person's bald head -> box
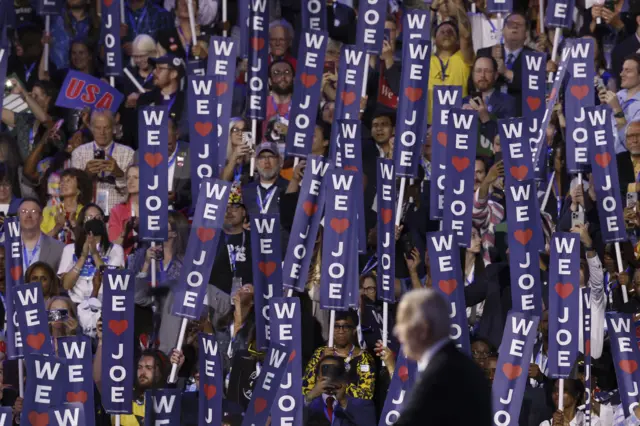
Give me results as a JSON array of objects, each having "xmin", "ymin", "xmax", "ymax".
[
  {"xmin": 626, "ymin": 121, "xmax": 640, "ymax": 155},
  {"xmin": 394, "ymin": 289, "xmax": 451, "ymax": 361}
]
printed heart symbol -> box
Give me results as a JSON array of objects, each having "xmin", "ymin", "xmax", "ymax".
[
  {"xmin": 300, "ymin": 72, "xmax": 318, "ymax": 89},
  {"xmin": 196, "ymin": 227, "xmax": 216, "ymax": 242},
  {"xmin": 404, "ymin": 87, "xmax": 423, "ymax": 102},
  {"xmin": 510, "ymin": 165, "xmax": 528, "ymax": 180},
  {"xmin": 436, "ymin": 132, "xmax": 447, "ymax": 147},
  {"xmin": 330, "ymin": 218, "xmax": 350, "ymax": 234},
  {"xmin": 595, "ymin": 152, "xmax": 611, "ymax": 168},
  {"xmin": 619, "ymin": 359, "xmax": 638, "ymax": 374},
  {"xmin": 203, "ymin": 384, "xmax": 217, "ymax": 400},
  {"xmin": 144, "ymin": 152, "xmax": 163, "ymax": 168},
  {"xmin": 26, "ymin": 333, "xmax": 45, "ymax": 350},
  {"xmin": 341, "ymin": 91, "xmax": 357, "ymax": 106},
  {"xmin": 554, "ymin": 282, "xmax": 574, "ymax": 299},
  {"xmin": 570, "ymin": 85, "xmax": 589, "ymax": 101},
  {"xmin": 103, "ymin": 0, "xmax": 113, "ymax": 6},
  {"xmin": 451, "ymin": 156, "xmax": 470, "ymax": 173},
  {"xmin": 381, "ymin": 208, "xmax": 393, "ymax": 225},
  {"xmin": 67, "ymin": 391, "xmax": 88, "ymax": 404},
  {"xmin": 585, "ymin": 339, "xmax": 591, "ymax": 356},
  {"xmin": 194, "ymin": 121, "xmax": 213, "ymax": 137},
  {"xmin": 514, "ymin": 229, "xmax": 533, "ymax": 245},
  {"xmin": 10, "ymin": 266, "xmax": 22, "ymax": 281},
  {"xmin": 526, "ymin": 96, "xmax": 541, "ymax": 111},
  {"xmin": 254, "ymin": 396, "xmax": 268, "ymax": 414},
  {"xmin": 289, "ymin": 350, "xmax": 296, "ymax": 362},
  {"xmin": 258, "ymin": 261, "xmax": 277, "ymax": 277},
  {"xmin": 251, "ymin": 37, "xmax": 265, "ymax": 51},
  {"xmin": 216, "ymin": 82, "xmax": 228, "ymax": 96},
  {"xmin": 303, "ymin": 201, "xmax": 318, "ymax": 217},
  {"xmin": 28, "ymin": 412, "xmax": 49, "ymax": 426},
  {"xmin": 398, "ymin": 365, "xmax": 409, "ymax": 383},
  {"xmin": 344, "ymin": 165, "xmax": 358, "ymax": 172},
  {"xmin": 502, "ymin": 363, "xmax": 523, "ymax": 380},
  {"xmin": 438, "ymin": 279, "xmax": 457, "ymax": 295},
  {"xmin": 108, "ymin": 319, "xmax": 129, "ymax": 336}
]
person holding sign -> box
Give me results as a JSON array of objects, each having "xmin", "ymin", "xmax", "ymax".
[
  {"xmin": 156, "ymin": 0, "xmax": 211, "ymax": 60},
  {"xmin": 539, "ymin": 379, "xmax": 600, "ymax": 425}
]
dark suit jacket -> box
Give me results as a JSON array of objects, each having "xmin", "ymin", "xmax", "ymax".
[
  {"xmin": 612, "ymin": 34, "xmax": 640, "ymax": 90},
  {"xmin": 463, "ymin": 90, "xmax": 517, "ymax": 143},
  {"xmin": 305, "ymin": 396, "xmax": 376, "ymax": 426},
  {"xmin": 477, "ymin": 45, "xmax": 533, "ymax": 116},
  {"xmin": 395, "ymin": 342, "xmax": 492, "ymax": 426},
  {"xmin": 39, "ymin": 234, "xmax": 64, "ymax": 272}
]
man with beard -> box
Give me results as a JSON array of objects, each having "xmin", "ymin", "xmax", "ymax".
[
  {"xmin": 241, "ymin": 142, "xmax": 290, "ymax": 218},
  {"xmin": 262, "ymin": 60, "xmax": 294, "ymax": 146},
  {"xmin": 463, "ymin": 56, "xmax": 516, "ymax": 144}
]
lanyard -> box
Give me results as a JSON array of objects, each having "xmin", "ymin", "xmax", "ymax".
[
  {"xmin": 334, "ymin": 345, "xmax": 355, "ymax": 368},
  {"xmin": 24, "ymin": 62, "xmax": 36, "ymax": 81},
  {"xmin": 127, "ymin": 6, "xmax": 148, "ymax": 36},
  {"xmin": 552, "ymin": 176, "xmax": 562, "ymax": 218},
  {"xmin": 225, "ymin": 232, "xmax": 245, "ymax": 274},
  {"xmin": 437, "ymin": 56, "xmax": 449, "ymax": 82},
  {"xmin": 227, "ymin": 322, "xmax": 245, "ymax": 359},
  {"xmin": 142, "ymin": 71, "xmax": 153, "ymax": 86},
  {"xmin": 163, "ymin": 93, "xmax": 177, "ymax": 112},
  {"xmin": 257, "ymin": 185, "xmax": 277, "ymax": 214},
  {"xmin": 270, "ymin": 97, "xmax": 290, "ymax": 121},
  {"xmin": 158, "ymin": 258, "xmax": 173, "ymax": 283},
  {"xmin": 485, "ymin": 15, "xmax": 497, "ymax": 33},
  {"xmin": 177, "ymin": 26, "xmax": 191, "ymax": 59},
  {"xmin": 622, "ymin": 97, "xmax": 637, "ymax": 113},
  {"xmin": 361, "ymin": 255, "xmax": 377, "ymax": 275},
  {"xmin": 168, "ymin": 149, "xmax": 177, "ymax": 169},
  {"xmin": 23, "ymin": 236, "xmax": 41, "ymax": 267}
]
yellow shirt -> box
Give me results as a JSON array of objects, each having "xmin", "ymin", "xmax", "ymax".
[
  {"xmin": 112, "ymin": 399, "xmax": 145, "ymax": 426},
  {"xmin": 40, "ymin": 204, "xmax": 83, "ymax": 234},
  {"xmin": 428, "ymin": 50, "xmax": 471, "ymax": 124}
]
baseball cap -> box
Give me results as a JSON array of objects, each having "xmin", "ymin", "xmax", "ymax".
[
  {"xmin": 255, "ymin": 142, "xmax": 279, "ymax": 157},
  {"xmin": 149, "ymin": 55, "xmax": 186, "ymax": 77}
]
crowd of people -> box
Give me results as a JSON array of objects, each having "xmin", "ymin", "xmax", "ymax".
[{"xmin": 2, "ymin": 0, "xmax": 640, "ymax": 424}]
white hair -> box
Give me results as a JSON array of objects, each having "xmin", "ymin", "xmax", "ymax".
[
  {"xmin": 400, "ymin": 289, "xmax": 451, "ymax": 343},
  {"xmin": 90, "ymin": 109, "xmax": 115, "ymax": 127},
  {"xmin": 269, "ymin": 18, "xmax": 294, "ymax": 41},
  {"xmin": 130, "ymin": 34, "xmax": 158, "ymax": 67}
]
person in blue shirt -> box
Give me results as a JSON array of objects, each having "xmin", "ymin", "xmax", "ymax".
[
  {"xmin": 48, "ymin": 0, "xmax": 100, "ymax": 70},
  {"xmin": 123, "ymin": 0, "xmax": 173, "ymax": 57}
]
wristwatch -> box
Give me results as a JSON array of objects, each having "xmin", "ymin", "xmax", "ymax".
[{"xmin": 614, "ymin": 110, "xmax": 625, "ymax": 118}]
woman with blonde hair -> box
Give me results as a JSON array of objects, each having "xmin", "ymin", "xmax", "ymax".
[
  {"xmin": 220, "ymin": 117, "xmax": 251, "ymax": 185},
  {"xmin": 108, "ymin": 164, "xmax": 140, "ymax": 255},
  {"xmin": 46, "ymin": 296, "xmax": 79, "ymax": 338}
]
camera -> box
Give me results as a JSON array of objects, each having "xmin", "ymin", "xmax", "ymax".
[{"xmin": 48, "ymin": 309, "xmax": 69, "ymax": 322}]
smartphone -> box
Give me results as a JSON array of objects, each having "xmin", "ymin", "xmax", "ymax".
[
  {"xmin": 94, "ymin": 149, "xmax": 106, "ymax": 160},
  {"xmin": 53, "ymin": 119, "xmax": 64, "ymax": 132},
  {"xmin": 627, "ymin": 192, "xmax": 638, "ymax": 209},
  {"xmin": 324, "ymin": 61, "xmax": 337, "ymax": 74},
  {"xmin": 494, "ymin": 152, "xmax": 503, "ymax": 163},
  {"xmin": 242, "ymin": 131, "xmax": 252, "ymax": 145},
  {"xmin": 155, "ymin": 242, "xmax": 164, "ymax": 261},
  {"xmin": 230, "ymin": 277, "xmax": 243, "ymax": 305},
  {"xmin": 605, "ymin": 0, "xmax": 615, "ymax": 11},
  {"xmin": 321, "ymin": 363, "xmax": 344, "ymax": 384},
  {"xmin": 48, "ymin": 309, "xmax": 69, "ymax": 322},
  {"xmin": 571, "ymin": 211, "xmax": 585, "ymax": 228}
]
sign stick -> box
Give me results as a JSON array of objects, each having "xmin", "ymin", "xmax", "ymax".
[
  {"xmin": 615, "ymin": 242, "xmax": 629, "ymax": 303},
  {"xmin": 44, "ymin": 16, "xmax": 50, "ymax": 72},
  {"xmin": 551, "ymin": 28, "xmax": 562, "ymax": 62},
  {"xmin": 328, "ymin": 310, "xmax": 336, "ymax": 347},
  {"xmin": 382, "ymin": 301, "xmax": 388, "ymax": 347},
  {"xmin": 577, "ymin": 172, "xmax": 584, "ymax": 213},
  {"xmin": 168, "ymin": 318, "xmax": 188, "ymax": 383},
  {"xmin": 187, "ymin": 0, "xmax": 199, "ymax": 60},
  {"xmin": 150, "ymin": 242, "xmax": 157, "ymax": 288},
  {"xmin": 540, "ymin": 170, "xmax": 556, "ymax": 212},
  {"xmin": 250, "ymin": 119, "xmax": 257, "ymax": 177},
  {"xmin": 395, "ymin": 177, "xmax": 406, "ymax": 227},
  {"xmin": 539, "ymin": 0, "xmax": 545, "ymax": 34},
  {"xmin": 558, "ymin": 378, "xmax": 565, "ymax": 410},
  {"xmin": 18, "ymin": 359, "xmax": 24, "ymax": 397},
  {"xmin": 360, "ymin": 54, "xmax": 370, "ymax": 112},
  {"xmin": 120, "ymin": 0, "xmax": 125, "ymax": 24},
  {"xmin": 222, "ymin": 0, "xmax": 228, "ymax": 37},
  {"xmin": 109, "ymin": 76, "xmax": 115, "ymax": 88},
  {"xmin": 123, "ymin": 68, "xmax": 146, "ymax": 93}
]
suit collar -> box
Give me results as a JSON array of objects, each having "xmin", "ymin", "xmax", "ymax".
[{"xmin": 417, "ymin": 338, "xmax": 451, "ymax": 372}]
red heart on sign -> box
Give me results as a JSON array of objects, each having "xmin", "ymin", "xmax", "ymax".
[
  {"xmin": 203, "ymin": 384, "xmax": 217, "ymax": 400},
  {"xmin": 28, "ymin": 412, "xmax": 49, "ymax": 426},
  {"xmin": 344, "ymin": 165, "xmax": 358, "ymax": 172},
  {"xmin": 303, "ymin": 201, "xmax": 318, "ymax": 216},
  {"xmin": 251, "ymin": 37, "xmax": 265, "ymax": 51},
  {"xmin": 570, "ymin": 85, "xmax": 589, "ymax": 101},
  {"xmin": 103, "ymin": 0, "xmax": 113, "ymax": 6},
  {"xmin": 595, "ymin": 152, "xmax": 611, "ymax": 168},
  {"xmin": 195, "ymin": 122, "xmax": 213, "ymax": 137},
  {"xmin": 10, "ymin": 266, "xmax": 22, "ymax": 281},
  {"xmin": 67, "ymin": 391, "xmax": 88, "ymax": 404},
  {"xmin": 144, "ymin": 152, "xmax": 163, "ymax": 168},
  {"xmin": 502, "ymin": 363, "xmax": 523, "ymax": 380},
  {"xmin": 381, "ymin": 208, "xmax": 393, "ymax": 225},
  {"xmin": 451, "ymin": 156, "xmax": 470, "ymax": 172},
  {"xmin": 526, "ymin": 96, "xmax": 541, "ymax": 111},
  {"xmin": 554, "ymin": 282, "xmax": 574, "ymax": 299},
  {"xmin": 510, "ymin": 165, "xmax": 528, "ymax": 180},
  {"xmin": 197, "ymin": 227, "xmax": 216, "ymax": 242},
  {"xmin": 398, "ymin": 365, "xmax": 409, "ymax": 383},
  {"xmin": 254, "ymin": 397, "xmax": 268, "ymax": 413},
  {"xmin": 514, "ymin": 229, "xmax": 533, "ymax": 245},
  {"xmin": 26, "ymin": 333, "xmax": 45, "ymax": 350},
  {"xmin": 341, "ymin": 91, "xmax": 357, "ymax": 106},
  {"xmin": 300, "ymin": 72, "xmax": 318, "ymax": 88},
  {"xmin": 258, "ymin": 261, "xmax": 277, "ymax": 277},
  {"xmin": 619, "ymin": 359, "xmax": 638, "ymax": 374},
  {"xmin": 216, "ymin": 82, "xmax": 228, "ymax": 96},
  {"xmin": 438, "ymin": 279, "xmax": 457, "ymax": 295},
  {"xmin": 436, "ymin": 132, "xmax": 447, "ymax": 147},
  {"xmin": 108, "ymin": 320, "xmax": 129, "ymax": 336},
  {"xmin": 289, "ymin": 350, "xmax": 296, "ymax": 362},
  {"xmin": 404, "ymin": 87, "xmax": 423, "ymax": 102},
  {"xmin": 330, "ymin": 218, "xmax": 350, "ymax": 234}
]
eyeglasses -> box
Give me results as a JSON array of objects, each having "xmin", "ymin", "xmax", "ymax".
[
  {"xmin": 230, "ymin": 127, "xmax": 244, "ymax": 133},
  {"xmin": 20, "ymin": 209, "xmax": 41, "ymax": 216},
  {"xmin": 362, "ymin": 287, "xmax": 376, "ymax": 294},
  {"xmin": 334, "ymin": 324, "xmax": 354, "ymax": 331},
  {"xmin": 505, "ymin": 21, "xmax": 525, "ymax": 29},
  {"xmin": 472, "ymin": 351, "xmax": 492, "ymax": 359}
]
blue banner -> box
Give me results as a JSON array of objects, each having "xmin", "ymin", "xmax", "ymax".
[
  {"xmin": 48, "ymin": 403, "xmax": 86, "ymax": 426},
  {"xmin": 302, "ymin": 0, "xmax": 326, "ymax": 31},
  {"xmin": 606, "ymin": 312, "xmax": 640, "ymax": 418},
  {"xmin": 13, "ymin": 282, "xmax": 53, "ymax": 357},
  {"xmin": 22, "ymin": 354, "xmax": 68, "ymax": 426},
  {"xmin": 250, "ymin": 213, "xmax": 284, "ymax": 350},
  {"xmin": 38, "ymin": 0, "xmax": 61, "ymax": 15},
  {"xmin": 55, "ymin": 70, "xmax": 124, "ymax": 113},
  {"xmin": 402, "ymin": 9, "xmax": 430, "ymax": 41},
  {"xmin": 355, "ymin": 0, "xmax": 387, "ymax": 54},
  {"xmin": 237, "ymin": 0, "xmax": 250, "ymax": 58},
  {"xmin": 0, "ymin": 408, "xmax": 11, "ymax": 426},
  {"xmin": 58, "ymin": 335, "xmax": 95, "ymax": 426},
  {"xmin": 378, "ymin": 348, "xmax": 418, "ymax": 426},
  {"xmin": 521, "ymin": 52, "xmax": 546, "ymax": 181},
  {"xmin": 486, "ymin": 0, "xmax": 512, "ymax": 13},
  {"xmin": 101, "ymin": 270, "xmax": 135, "ymax": 414},
  {"xmin": 138, "ymin": 106, "xmax": 169, "ymax": 242},
  {"xmin": 283, "ymin": 155, "xmax": 330, "ymax": 292},
  {"xmin": 101, "ymin": 0, "xmax": 122, "ymax": 77},
  {"xmin": 0, "ymin": 43, "xmax": 8, "ymax": 112},
  {"xmin": 172, "ymin": 179, "xmax": 230, "ymax": 319},
  {"xmin": 430, "ymin": 86, "xmax": 462, "ymax": 220},
  {"xmin": 199, "ymin": 333, "xmax": 223, "ymax": 426},
  {"xmin": 442, "ymin": 109, "xmax": 478, "ymax": 246},
  {"xmin": 270, "ymin": 298, "xmax": 303, "ymax": 425},
  {"xmin": 548, "ymin": 233, "xmax": 581, "ymax": 378},
  {"xmin": 285, "ymin": 31, "xmax": 328, "ymax": 158},
  {"xmin": 3, "ymin": 217, "xmax": 24, "ymax": 359},
  {"xmin": 144, "ymin": 389, "xmax": 181, "ymax": 425},
  {"xmin": 376, "ymin": 158, "xmax": 396, "ymax": 303},
  {"xmin": 545, "ymin": 0, "xmax": 575, "ymax": 28},
  {"xmin": 586, "ymin": 104, "xmax": 627, "ymax": 243},
  {"xmin": 246, "ymin": 0, "xmax": 269, "ymax": 119},
  {"xmin": 492, "ymin": 311, "xmax": 540, "ymax": 426}
]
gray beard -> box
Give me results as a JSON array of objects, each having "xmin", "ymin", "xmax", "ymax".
[{"xmin": 259, "ymin": 169, "xmax": 279, "ymax": 181}]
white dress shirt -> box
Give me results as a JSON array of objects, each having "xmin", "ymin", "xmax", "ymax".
[
  {"xmin": 539, "ymin": 410, "xmax": 601, "ymax": 426},
  {"xmin": 417, "ymin": 338, "xmax": 451, "ymax": 372}
]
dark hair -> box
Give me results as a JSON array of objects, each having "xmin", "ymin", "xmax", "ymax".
[
  {"xmin": 552, "ymin": 378, "xmax": 585, "ymax": 407},
  {"xmin": 135, "ymin": 349, "xmax": 169, "ymax": 396},
  {"xmin": 335, "ymin": 309, "xmax": 359, "ymax": 327},
  {"xmin": 433, "ymin": 20, "xmax": 459, "ymax": 39},
  {"xmin": 168, "ymin": 211, "xmax": 190, "ymax": 260},
  {"xmin": 624, "ymin": 53, "xmax": 640, "ymax": 73},
  {"xmin": 16, "ymin": 24, "xmax": 43, "ymax": 61},
  {"xmin": 0, "ymin": 163, "xmax": 21, "ymax": 199},
  {"xmin": 60, "ymin": 168, "xmax": 93, "ymax": 206},
  {"xmin": 473, "ymin": 55, "xmax": 498, "ymax": 73},
  {"xmin": 25, "ymin": 261, "xmax": 60, "ymax": 298},
  {"xmin": 63, "ymin": 1, "xmax": 100, "ymax": 44},
  {"xmin": 268, "ymin": 59, "xmax": 295, "ymax": 77},
  {"xmin": 73, "ymin": 203, "xmax": 109, "ymax": 258},
  {"xmin": 503, "ymin": 12, "xmax": 529, "ymax": 30},
  {"xmin": 69, "ymin": 38, "xmax": 99, "ymax": 74},
  {"xmin": 32, "ymin": 80, "xmax": 59, "ymax": 114},
  {"xmin": 315, "ymin": 119, "xmax": 331, "ymax": 142},
  {"xmin": 19, "ymin": 197, "xmax": 43, "ymax": 210},
  {"xmin": 0, "ymin": 133, "xmax": 25, "ymax": 177},
  {"xmin": 371, "ymin": 110, "xmax": 396, "ymax": 126},
  {"xmin": 315, "ymin": 354, "xmax": 346, "ymax": 376}
]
